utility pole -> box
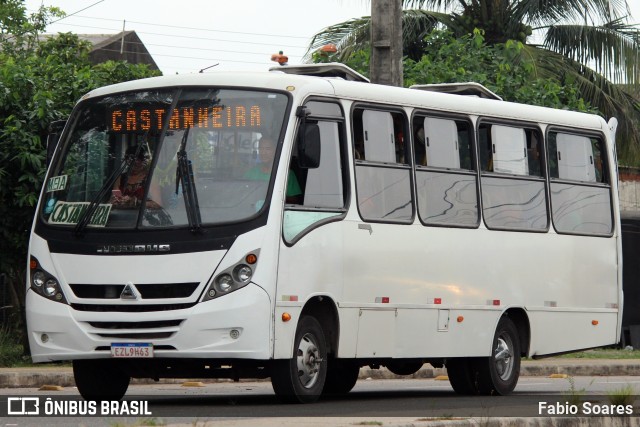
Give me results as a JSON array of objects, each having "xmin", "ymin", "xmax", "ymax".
[{"xmin": 370, "ymin": 0, "xmax": 403, "ymax": 87}]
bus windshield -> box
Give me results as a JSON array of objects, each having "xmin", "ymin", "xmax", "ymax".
[{"xmin": 41, "ymin": 88, "xmax": 289, "ymax": 229}]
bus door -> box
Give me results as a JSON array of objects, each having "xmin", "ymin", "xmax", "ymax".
[{"xmin": 276, "ymin": 101, "xmax": 348, "ymax": 346}]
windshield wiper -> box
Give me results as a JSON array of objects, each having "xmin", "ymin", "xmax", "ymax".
[
  {"xmin": 74, "ymin": 144, "xmax": 143, "ymax": 236},
  {"xmin": 175, "ymin": 128, "xmax": 202, "ymax": 232}
]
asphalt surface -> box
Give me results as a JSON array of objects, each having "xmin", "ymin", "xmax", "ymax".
[
  {"xmin": 3, "ymin": 357, "xmax": 640, "ymax": 388},
  {"xmin": 3, "ymin": 358, "xmax": 640, "ymax": 426}
]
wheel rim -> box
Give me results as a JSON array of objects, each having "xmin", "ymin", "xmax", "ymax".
[
  {"xmin": 493, "ymin": 334, "xmax": 514, "ymax": 381},
  {"xmin": 296, "ymin": 332, "xmax": 322, "ymax": 389}
]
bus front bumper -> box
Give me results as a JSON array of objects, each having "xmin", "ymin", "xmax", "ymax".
[{"xmin": 26, "ymin": 284, "xmax": 272, "ymax": 363}]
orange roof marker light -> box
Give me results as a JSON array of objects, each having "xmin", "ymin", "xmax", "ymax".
[
  {"xmin": 271, "ymin": 51, "xmax": 288, "ymax": 66},
  {"xmin": 320, "ymin": 43, "xmax": 337, "ymax": 54}
]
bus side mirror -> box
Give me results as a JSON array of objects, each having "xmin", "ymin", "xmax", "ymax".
[
  {"xmin": 296, "ymin": 106, "xmax": 320, "ymax": 169},
  {"xmin": 46, "ymin": 120, "xmax": 67, "ymax": 167},
  {"xmin": 297, "ymin": 123, "xmax": 321, "ymax": 169}
]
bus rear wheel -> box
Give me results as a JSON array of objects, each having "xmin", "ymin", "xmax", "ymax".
[
  {"xmin": 446, "ymin": 358, "xmax": 479, "ymax": 395},
  {"xmin": 476, "ymin": 316, "xmax": 521, "ymax": 395},
  {"xmin": 73, "ymin": 359, "xmax": 130, "ymax": 401},
  {"xmin": 271, "ymin": 315, "xmax": 327, "ymax": 403}
]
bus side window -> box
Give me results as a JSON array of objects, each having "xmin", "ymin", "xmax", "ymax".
[
  {"xmin": 413, "ymin": 114, "xmax": 478, "ymax": 227},
  {"xmin": 283, "ymin": 101, "xmax": 347, "ymax": 243},
  {"xmin": 547, "ymin": 130, "xmax": 611, "ymax": 235},
  {"xmin": 353, "ymin": 107, "xmax": 412, "ymax": 223}
]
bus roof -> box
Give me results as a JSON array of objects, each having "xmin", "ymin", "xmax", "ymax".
[{"xmin": 82, "ymin": 69, "xmax": 606, "ymax": 132}]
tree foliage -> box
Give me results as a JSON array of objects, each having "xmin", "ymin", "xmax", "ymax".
[
  {"xmin": 314, "ymin": 28, "xmax": 595, "ymax": 114},
  {"xmin": 307, "ymin": 0, "xmax": 640, "ymax": 165},
  {"xmin": 0, "ymin": 1, "xmax": 160, "ymax": 351}
]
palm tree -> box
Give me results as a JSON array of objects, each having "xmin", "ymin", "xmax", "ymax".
[{"xmin": 306, "ymin": 0, "xmax": 640, "ymax": 164}]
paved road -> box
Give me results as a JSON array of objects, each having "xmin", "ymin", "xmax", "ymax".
[{"xmin": 2, "ymin": 376, "xmax": 640, "ymax": 426}]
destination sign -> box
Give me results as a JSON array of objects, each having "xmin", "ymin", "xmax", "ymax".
[
  {"xmin": 109, "ymin": 105, "xmax": 262, "ymax": 132},
  {"xmin": 48, "ymin": 201, "xmax": 111, "ymax": 227}
]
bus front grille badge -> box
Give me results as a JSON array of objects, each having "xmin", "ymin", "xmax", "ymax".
[{"xmin": 120, "ymin": 283, "xmax": 139, "ymax": 300}]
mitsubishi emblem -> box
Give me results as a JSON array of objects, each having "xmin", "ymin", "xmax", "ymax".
[{"xmin": 120, "ymin": 282, "xmax": 139, "ymax": 300}]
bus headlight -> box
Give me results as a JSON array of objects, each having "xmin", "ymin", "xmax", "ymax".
[
  {"xmin": 29, "ymin": 256, "xmax": 68, "ymax": 305},
  {"xmin": 32, "ymin": 271, "xmax": 46, "ymax": 288},
  {"xmin": 44, "ymin": 280, "xmax": 59, "ymax": 297},
  {"xmin": 203, "ymin": 251, "xmax": 259, "ymax": 302},
  {"xmin": 233, "ymin": 265, "xmax": 252, "ymax": 283},
  {"xmin": 215, "ymin": 274, "xmax": 234, "ymax": 293}
]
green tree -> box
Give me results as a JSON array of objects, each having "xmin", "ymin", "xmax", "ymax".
[
  {"xmin": 307, "ymin": 0, "xmax": 640, "ymax": 165},
  {"xmin": 0, "ymin": 1, "xmax": 160, "ymax": 360}
]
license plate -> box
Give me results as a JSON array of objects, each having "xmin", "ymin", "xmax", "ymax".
[{"xmin": 110, "ymin": 343, "xmax": 153, "ymax": 358}]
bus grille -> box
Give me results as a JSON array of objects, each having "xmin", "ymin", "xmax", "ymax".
[
  {"xmin": 71, "ymin": 303, "xmax": 197, "ymax": 312},
  {"xmin": 95, "ymin": 332, "xmax": 174, "ymax": 339},
  {"xmin": 69, "ymin": 282, "xmax": 200, "ymax": 299},
  {"xmin": 84, "ymin": 320, "xmax": 184, "ymax": 340},
  {"xmin": 87, "ymin": 320, "xmax": 183, "ymax": 329}
]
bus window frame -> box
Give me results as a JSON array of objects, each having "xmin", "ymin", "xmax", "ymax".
[
  {"xmin": 350, "ymin": 102, "xmax": 415, "ymax": 225},
  {"xmin": 281, "ymin": 97, "xmax": 351, "ymax": 247},
  {"xmin": 546, "ymin": 125, "xmax": 615, "ymax": 238},
  {"xmin": 410, "ymin": 109, "xmax": 480, "ymax": 229},
  {"xmin": 476, "ymin": 117, "xmax": 550, "ymax": 233},
  {"xmin": 36, "ymin": 86, "xmax": 294, "ymax": 254}
]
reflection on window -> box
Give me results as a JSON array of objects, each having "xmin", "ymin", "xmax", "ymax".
[{"xmin": 482, "ymin": 177, "xmax": 547, "ymax": 230}]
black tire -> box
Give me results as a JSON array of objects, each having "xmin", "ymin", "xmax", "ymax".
[
  {"xmin": 323, "ymin": 359, "xmax": 359, "ymax": 395},
  {"xmin": 73, "ymin": 359, "xmax": 130, "ymax": 401},
  {"xmin": 476, "ymin": 316, "xmax": 521, "ymax": 395},
  {"xmin": 271, "ymin": 316, "xmax": 328, "ymax": 403},
  {"xmin": 446, "ymin": 358, "xmax": 479, "ymax": 395}
]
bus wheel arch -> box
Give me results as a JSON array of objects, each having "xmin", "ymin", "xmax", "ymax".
[
  {"xmin": 299, "ymin": 295, "xmax": 340, "ymax": 356},
  {"xmin": 271, "ymin": 295, "xmax": 339, "ymax": 403},
  {"xmin": 503, "ymin": 307, "xmax": 531, "ymax": 357},
  {"xmin": 300, "ymin": 296, "xmax": 362, "ymax": 395},
  {"xmin": 476, "ymin": 312, "xmax": 524, "ymax": 395}
]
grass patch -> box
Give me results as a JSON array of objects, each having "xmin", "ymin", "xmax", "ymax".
[
  {"xmin": 0, "ymin": 326, "xmax": 28, "ymax": 367},
  {"xmin": 607, "ymin": 385, "xmax": 636, "ymax": 406},
  {"xmin": 556, "ymin": 349, "xmax": 640, "ymax": 359}
]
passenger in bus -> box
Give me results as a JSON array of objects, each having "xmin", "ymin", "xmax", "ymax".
[
  {"xmin": 110, "ymin": 146, "xmax": 161, "ymax": 209},
  {"xmin": 243, "ymin": 135, "xmax": 303, "ymax": 204},
  {"xmin": 413, "ymin": 126, "xmax": 426, "ymax": 166}
]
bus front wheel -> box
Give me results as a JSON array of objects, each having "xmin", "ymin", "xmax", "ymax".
[
  {"xmin": 271, "ymin": 315, "xmax": 328, "ymax": 403},
  {"xmin": 73, "ymin": 359, "xmax": 130, "ymax": 401},
  {"xmin": 476, "ymin": 316, "xmax": 521, "ymax": 395},
  {"xmin": 323, "ymin": 359, "xmax": 359, "ymax": 395}
]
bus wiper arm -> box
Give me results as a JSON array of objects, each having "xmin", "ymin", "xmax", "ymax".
[
  {"xmin": 73, "ymin": 145, "xmax": 142, "ymax": 236},
  {"xmin": 175, "ymin": 128, "xmax": 202, "ymax": 232}
]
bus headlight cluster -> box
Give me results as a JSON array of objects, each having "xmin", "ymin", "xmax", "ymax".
[
  {"xmin": 29, "ymin": 256, "xmax": 67, "ymax": 304},
  {"xmin": 203, "ymin": 251, "xmax": 258, "ymax": 302}
]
